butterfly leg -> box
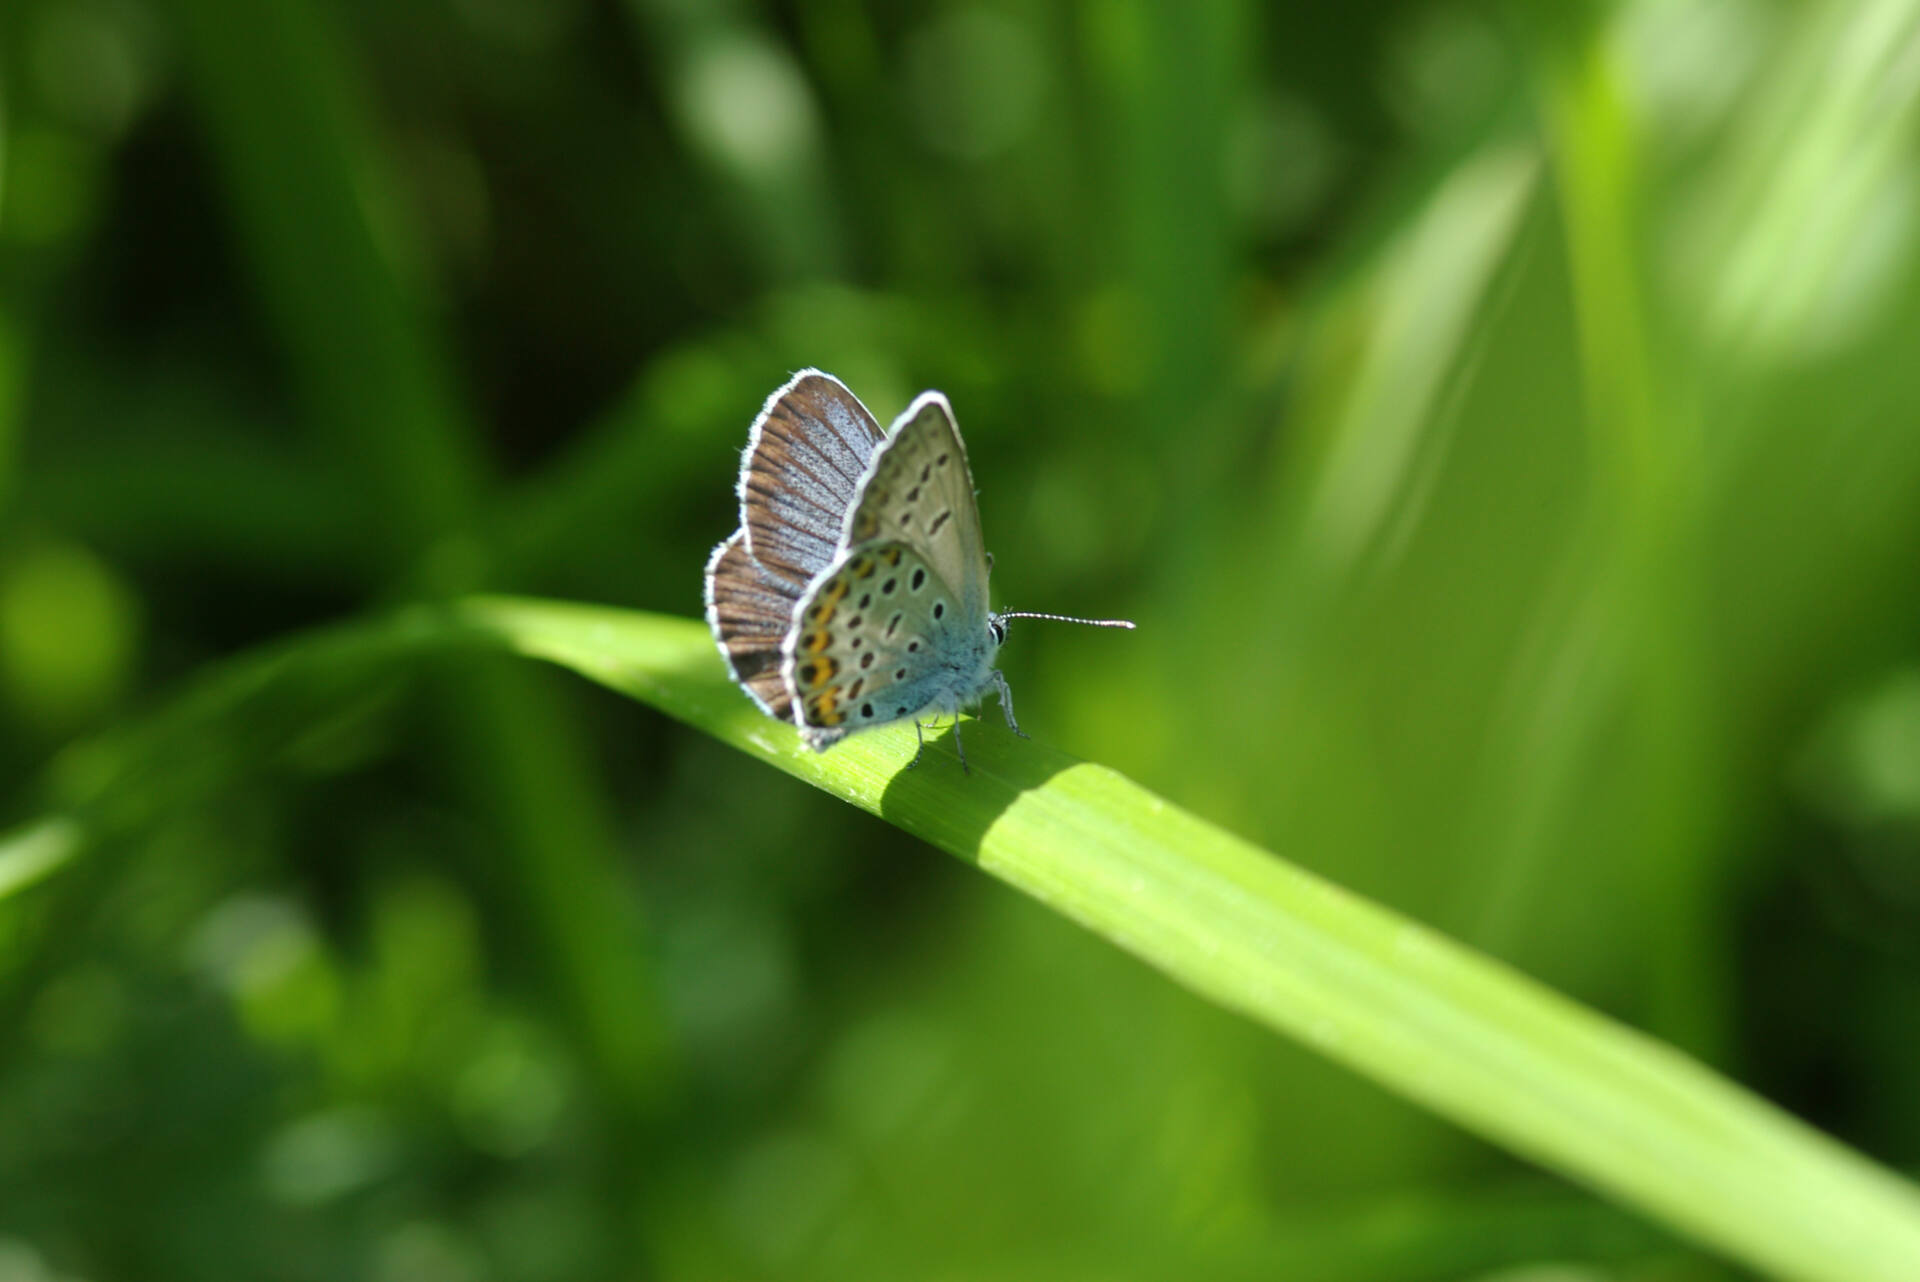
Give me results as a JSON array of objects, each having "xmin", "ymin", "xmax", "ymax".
[
  {"xmin": 950, "ymin": 714, "xmax": 970, "ymax": 774},
  {"xmin": 907, "ymin": 719, "xmax": 927, "ymax": 770},
  {"xmin": 991, "ymin": 669, "xmax": 1028, "ymax": 739}
]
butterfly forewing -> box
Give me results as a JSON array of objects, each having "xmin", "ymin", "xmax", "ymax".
[
  {"xmin": 782, "ymin": 540, "xmax": 990, "ymax": 748},
  {"xmin": 840, "ymin": 394, "xmax": 990, "ymax": 620},
  {"xmin": 739, "ymin": 371, "xmax": 887, "ymax": 587},
  {"xmin": 704, "ymin": 530, "xmax": 800, "ymax": 718}
]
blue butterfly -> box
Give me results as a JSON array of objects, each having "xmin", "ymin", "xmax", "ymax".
[{"xmin": 705, "ymin": 370, "xmax": 1131, "ymax": 768}]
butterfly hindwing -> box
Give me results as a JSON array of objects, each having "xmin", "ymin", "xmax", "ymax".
[
  {"xmin": 739, "ymin": 370, "xmax": 888, "ymax": 587},
  {"xmin": 840, "ymin": 393, "xmax": 990, "ymax": 621},
  {"xmin": 704, "ymin": 530, "xmax": 800, "ymax": 719},
  {"xmin": 782, "ymin": 540, "xmax": 993, "ymax": 750}
]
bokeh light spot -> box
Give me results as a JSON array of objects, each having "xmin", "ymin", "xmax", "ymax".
[
  {"xmin": 679, "ymin": 36, "xmax": 821, "ymax": 181},
  {"xmin": 262, "ymin": 1108, "xmax": 400, "ymax": 1205},
  {"xmin": 0, "ymin": 537, "xmax": 139, "ymax": 733}
]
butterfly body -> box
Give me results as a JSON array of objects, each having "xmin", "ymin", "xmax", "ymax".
[{"xmin": 706, "ymin": 370, "xmax": 1127, "ymax": 765}]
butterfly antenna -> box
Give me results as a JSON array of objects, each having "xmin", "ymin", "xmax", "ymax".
[{"xmin": 996, "ymin": 611, "xmax": 1136, "ymax": 629}]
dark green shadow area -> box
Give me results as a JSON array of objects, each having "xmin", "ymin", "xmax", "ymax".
[{"xmin": 874, "ymin": 718, "xmax": 1081, "ymax": 865}]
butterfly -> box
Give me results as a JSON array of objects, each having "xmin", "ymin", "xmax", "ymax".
[{"xmin": 704, "ymin": 370, "xmax": 1133, "ymax": 770}]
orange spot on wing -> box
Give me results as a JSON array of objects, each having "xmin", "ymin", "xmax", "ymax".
[{"xmin": 796, "ymin": 656, "xmax": 839, "ymax": 690}]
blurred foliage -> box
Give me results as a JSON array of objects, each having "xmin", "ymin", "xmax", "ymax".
[{"xmin": 2, "ymin": 0, "xmax": 1919, "ymax": 1279}]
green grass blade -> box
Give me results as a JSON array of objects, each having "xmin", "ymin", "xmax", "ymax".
[
  {"xmin": 9, "ymin": 595, "xmax": 1920, "ymax": 1280},
  {"xmin": 450, "ymin": 595, "xmax": 1920, "ymax": 1282}
]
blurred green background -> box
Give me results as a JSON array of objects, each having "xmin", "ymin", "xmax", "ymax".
[{"xmin": 4, "ymin": 0, "xmax": 1920, "ymax": 1278}]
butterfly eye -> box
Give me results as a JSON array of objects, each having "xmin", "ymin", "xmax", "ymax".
[{"xmin": 988, "ymin": 619, "xmax": 1006, "ymax": 645}]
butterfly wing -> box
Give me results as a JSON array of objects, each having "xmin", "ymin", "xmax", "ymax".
[
  {"xmin": 839, "ymin": 393, "xmax": 990, "ymax": 621},
  {"xmin": 738, "ymin": 370, "xmax": 888, "ymax": 587},
  {"xmin": 782, "ymin": 540, "xmax": 992, "ymax": 750},
  {"xmin": 704, "ymin": 530, "xmax": 800, "ymax": 719}
]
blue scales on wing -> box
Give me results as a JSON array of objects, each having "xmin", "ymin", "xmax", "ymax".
[
  {"xmin": 838, "ymin": 392, "xmax": 991, "ymax": 623},
  {"xmin": 782, "ymin": 540, "xmax": 995, "ymax": 751}
]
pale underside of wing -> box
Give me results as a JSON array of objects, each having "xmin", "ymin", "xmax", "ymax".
[
  {"xmin": 781, "ymin": 540, "xmax": 993, "ymax": 750},
  {"xmin": 738, "ymin": 370, "xmax": 887, "ymax": 588},
  {"xmin": 839, "ymin": 393, "xmax": 990, "ymax": 622},
  {"xmin": 704, "ymin": 530, "xmax": 799, "ymax": 719}
]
